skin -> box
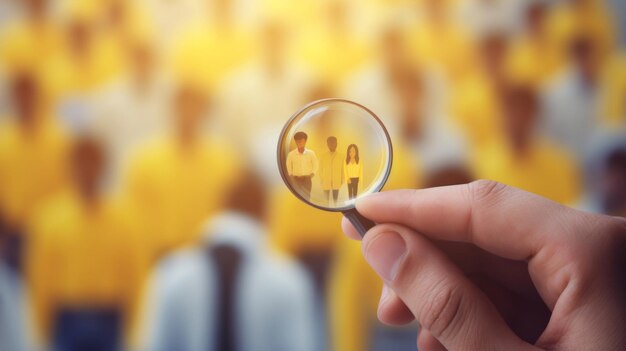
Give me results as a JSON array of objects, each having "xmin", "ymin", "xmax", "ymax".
[
  {"xmin": 70, "ymin": 138, "xmax": 106, "ymax": 209},
  {"xmin": 348, "ymin": 146, "xmax": 356, "ymax": 161},
  {"xmin": 296, "ymin": 138, "xmax": 307, "ymax": 153},
  {"xmin": 342, "ymin": 180, "xmax": 626, "ymax": 351}
]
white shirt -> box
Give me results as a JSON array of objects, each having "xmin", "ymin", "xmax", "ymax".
[
  {"xmin": 142, "ymin": 212, "xmax": 317, "ymax": 351},
  {"xmin": 286, "ymin": 148, "xmax": 319, "ymax": 177}
]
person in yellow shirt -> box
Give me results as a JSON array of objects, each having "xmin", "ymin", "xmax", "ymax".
[
  {"xmin": 124, "ymin": 83, "xmax": 240, "ymax": 260},
  {"xmin": 26, "ymin": 136, "xmax": 146, "ymax": 351},
  {"xmin": 0, "ymin": 0, "xmax": 63, "ymax": 75},
  {"xmin": 0, "ymin": 71, "xmax": 69, "ymax": 237},
  {"xmin": 505, "ymin": 1, "xmax": 565, "ymax": 88},
  {"xmin": 474, "ymin": 85, "xmax": 581, "ymax": 205}
]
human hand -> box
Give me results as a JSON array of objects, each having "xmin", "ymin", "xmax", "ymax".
[{"xmin": 342, "ymin": 180, "xmax": 626, "ymax": 351}]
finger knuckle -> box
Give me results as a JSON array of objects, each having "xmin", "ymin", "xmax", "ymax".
[
  {"xmin": 420, "ymin": 281, "xmax": 464, "ymax": 339},
  {"xmin": 468, "ymin": 179, "xmax": 508, "ymax": 203}
]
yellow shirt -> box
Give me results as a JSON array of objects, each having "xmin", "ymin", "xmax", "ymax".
[
  {"xmin": 26, "ymin": 190, "xmax": 147, "ymax": 344},
  {"xmin": 0, "ymin": 20, "xmax": 63, "ymax": 72},
  {"xmin": 506, "ymin": 36, "xmax": 564, "ymax": 88},
  {"xmin": 124, "ymin": 137, "xmax": 240, "ymax": 258},
  {"xmin": 0, "ymin": 119, "xmax": 69, "ymax": 228},
  {"xmin": 599, "ymin": 53, "xmax": 626, "ymax": 127},
  {"xmin": 474, "ymin": 139, "xmax": 581, "ymax": 205},
  {"xmin": 295, "ymin": 29, "xmax": 370, "ymax": 89},
  {"xmin": 171, "ymin": 23, "xmax": 253, "ymax": 90}
]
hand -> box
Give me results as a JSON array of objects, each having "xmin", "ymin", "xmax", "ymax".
[{"xmin": 342, "ymin": 180, "xmax": 626, "ymax": 351}]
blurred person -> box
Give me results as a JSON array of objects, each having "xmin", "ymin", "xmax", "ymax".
[
  {"xmin": 541, "ymin": 35, "xmax": 603, "ymax": 157},
  {"xmin": 0, "ymin": 0, "xmax": 63, "ymax": 75},
  {"xmin": 91, "ymin": 23, "xmax": 170, "ymax": 191},
  {"xmin": 449, "ymin": 34, "xmax": 506, "ymax": 158},
  {"xmin": 295, "ymin": 0, "xmax": 370, "ymax": 89},
  {"xmin": 341, "ymin": 181, "xmax": 626, "ymax": 351},
  {"xmin": 26, "ymin": 136, "xmax": 146, "ymax": 351},
  {"xmin": 547, "ymin": 0, "xmax": 616, "ymax": 66},
  {"xmin": 474, "ymin": 84, "xmax": 581, "ymax": 205},
  {"xmin": 505, "ymin": 0, "xmax": 564, "ymax": 88},
  {"xmin": 286, "ymin": 131, "xmax": 319, "ymax": 201},
  {"xmin": 124, "ymin": 83, "xmax": 240, "ymax": 260},
  {"xmin": 0, "ymin": 71, "xmax": 69, "ymax": 246},
  {"xmin": 0, "ymin": 216, "xmax": 32, "ymax": 351},
  {"xmin": 407, "ymin": 0, "xmax": 476, "ymax": 83},
  {"xmin": 47, "ymin": 1, "xmax": 124, "ymax": 97},
  {"xmin": 142, "ymin": 170, "xmax": 317, "ymax": 351},
  {"xmin": 599, "ymin": 52, "xmax": 626, "ymax": 127},
  {"xmin": 170, "ymin": 0, "xmax": 253, "ymax": 92},
  {"xmin": 218, "ymin": 19, "xmax": 312, "ymax": 184},
  {"xmin": 319, "ymin": 136, "xmax": 344, "ymax": 205}
]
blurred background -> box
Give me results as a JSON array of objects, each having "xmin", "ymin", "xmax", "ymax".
[{"xmin": 0, "ymin": 0, "xmax": 625, "ymax": 350}]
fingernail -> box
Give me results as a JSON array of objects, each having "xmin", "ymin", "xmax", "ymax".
[{"xmin": 364, "ymin": 231, "xmax": 406, "ymax": 281}]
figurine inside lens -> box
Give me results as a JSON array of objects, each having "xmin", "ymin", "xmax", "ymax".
[{"xmin": 277, "ymin": 99, "xmax": 392, "ymax": 228}]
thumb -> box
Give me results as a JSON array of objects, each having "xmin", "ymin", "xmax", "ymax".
[{"xmin": 362, "ymin": 223, "xmax": 539, "ymax": 351}]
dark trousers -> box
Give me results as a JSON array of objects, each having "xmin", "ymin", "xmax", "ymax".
[
  {"xmin": 293, "ymin": 176, "xmax": 312, "ymax": 199},
  {"xmin": 324, "ymin": 190, "xmax": 339, "ymax": 202},
  {"xmin": 52, "ymin": 308, "xmax": 122, "ymax": 351},
  {"xmin": 348, "ymin": 178, "xmax": 359, "ymax": 199}
]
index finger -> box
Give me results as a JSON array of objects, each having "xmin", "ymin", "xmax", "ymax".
[{"xmin": 355, "ymin": 180, "xmax": 575, "ymax": 261}]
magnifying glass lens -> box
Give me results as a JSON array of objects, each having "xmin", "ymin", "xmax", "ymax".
[{"xmin": 277, "ymin": 99, "xmax": 392, "ymax": 234}]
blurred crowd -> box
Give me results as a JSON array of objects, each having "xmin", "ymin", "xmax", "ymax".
[{"xmin": 0, "ymin": 0, "xmax": 625, "ymax": 350}]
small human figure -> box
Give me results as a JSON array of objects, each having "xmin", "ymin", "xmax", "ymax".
[
  {"xmin": 286, "ymin": 132, "xmax": 319, "ymax": 200},
  {"xmin": 319, "ymin": 136, "xmax": 344, "ymax": 205},
  {"xmin": 344, "ymin": 144, "xmax": 363, "ymax": 200}
]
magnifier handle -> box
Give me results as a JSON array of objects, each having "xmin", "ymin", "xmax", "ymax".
[{"xmin": 343, "ymin": 208, "xmax": 376, "ymax": 238}]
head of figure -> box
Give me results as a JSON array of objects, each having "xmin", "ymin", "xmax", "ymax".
[
  {"xmin": 502, "ymin": 85, "xmax": 538, "ymax": 153},
  {"xmin": 70, "ymin": 136, "xmax": 106, "ymax": 203},
  {"xmin": 570, "ymin": 35, "xmax": 600, "ymax": 86},
  {"xmin": 380, "ymin": 26, "xmax": 413, "ymax": 82},
  {"xmin": 104, "ymin": 0, "xmax": 126, "ymax": 30},
  {"xmin": 129, "ymin": 41, "xmax": 155, "ymax": 89},
  {"xmin": 225, "ymin": 168, "xmax": 267, "ymax": 222},
  {"xmin": 423, "ymin": 0, "xmax": 449, "ymax": 24},
  {"xmin": 294, "ymin": 131, "xmax": 308, "ymax": 151},
  {"xmin": 526, "ymin": 2, "xmax": 548, "ymax": 37},
  {"xmin": 327, "ymin": 136, "xmax": 338, "ymax": 152},
  {"xmin": 602, "ymin": 148, "xmax": 626, "ymax": 215},
  {"xmin": 346, "ymin": 144, "xmax": 359, "ymax": 164},
  {"xmin": 25, "ymin": 0, "xmax": 48, "ymax": 20},
  {"xmin": 480, "ymin": 33, "xmax": 509, "ymax": 83},
  {"xmin": 10, "ymin": 71, "xmax": 41, "ymax": 128},
  {"xmin": 67, "ymin": 19, "xmax": 94, "ymax": 59},
  {"xmin": 261, "ymin": 21, "xmax": 286, "ymax": 71},
  {"xmin": 173, "ymin": 84, "xmax": 209, "ymax": 144}
]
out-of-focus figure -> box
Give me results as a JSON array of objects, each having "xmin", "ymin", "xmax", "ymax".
[
  {"xmin": 505, "ymin": 1, "xmax": 564, "ymax": 88},
  {"xmin": 296, "ymin": 0, "xmax": 370, "ymax": 89},
  {"xmin": 26, "ymin": 136, "xmax": 145, "ymax": 351},
  {"xmin": 142, "ymin": 169, "xmax": 316, "ymax": 351},
  {"xmin": 218, "ymin": 19, "xmax": 312, "ymax": 184},
  {"xmin": 0, "ymin": 216, "xmax": 31, "ymax": 351},
  {"xmin": 92, "ymin": 20, "xmax": 170, "ymax": 191},
  {"xmin": 124, "ymin": 83, "xmax": 240, "ymax": 260},
  {"xmin": 474, "ymin": 85, "xmax": 581, "ymax": 205},
  {"xmin": 407, "ymin": 0, "xmax": 476, "ymax": 83},
  {"xmin": 0, "ymin": 71, "xmax": 69, "ymax": 247},
  {"xmin": 542, "ymin": 34, "xmax": 603, "ymax": 157},
  {"xmin": 170, "ymin": 0, "xmax": 253, "ymax": 91}
]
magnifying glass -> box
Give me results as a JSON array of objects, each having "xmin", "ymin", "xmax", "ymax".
[{"xmin": 277, "ymin": 98, "xmax": 393, "ymax": 237}]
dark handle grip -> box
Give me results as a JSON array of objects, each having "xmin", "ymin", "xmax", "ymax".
[{"xmin": 343, "ymin": 208, "xmax": 376, "ymax": 238}]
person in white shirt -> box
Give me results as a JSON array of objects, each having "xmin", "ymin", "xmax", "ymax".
[
  {"xmin": 344, "ymin": 144, "xmax": 363, "ymax": 200},
  {"xmin": 286, "ymin": 131, "xmax": 319, "ymax": 200},
  {"xmin": 319, "ymin": 136, "xmax": 345, "ymax": 205},
  {"xmin": 141, "ymin": 171, "xmax": 317, "ymax": 351}
]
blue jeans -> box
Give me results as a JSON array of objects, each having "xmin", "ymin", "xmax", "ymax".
[{"xmin": 52, "ymin": 308, "xmax": 122, "ymax": 351}]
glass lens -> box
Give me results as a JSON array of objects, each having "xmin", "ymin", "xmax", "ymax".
[{"xmin": 277, "ymin": 99, "xmax": 392, "ymax": 211}]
